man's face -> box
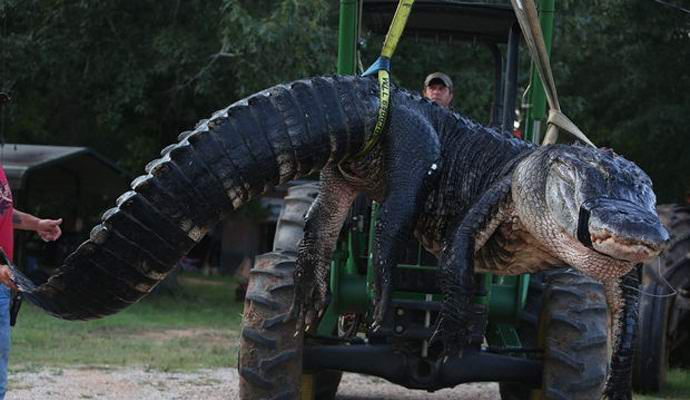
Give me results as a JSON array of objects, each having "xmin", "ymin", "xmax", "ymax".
[{"xmin": 423, "ymin": 83, "xmax": 453, "ymax": 108}]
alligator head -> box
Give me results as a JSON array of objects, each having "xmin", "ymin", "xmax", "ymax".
[{"xmin": 512, "ymin": 144, "xmax": 669, "ymax": 280}]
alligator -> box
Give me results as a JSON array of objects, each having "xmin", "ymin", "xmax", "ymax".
[{"xmin": 8, "ymin": 75, "xmax": 667, "ymax": 399}]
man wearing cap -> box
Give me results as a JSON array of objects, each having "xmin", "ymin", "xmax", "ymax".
[{"xmin": 423, "ymin": 72, "xmax": 454, "ymax": 109}]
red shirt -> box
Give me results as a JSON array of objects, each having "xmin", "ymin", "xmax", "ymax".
[{"xmin": 0, "ymin": 167, "xmax": 13, "ymax": 262}]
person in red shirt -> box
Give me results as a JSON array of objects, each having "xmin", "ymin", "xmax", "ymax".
[{"xmin": 0, "ymin": 167, "xmax": 61, "ymax": 400}]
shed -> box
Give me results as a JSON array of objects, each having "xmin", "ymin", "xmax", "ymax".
[{"xmin": 0, "ymin": 143, "xmax": 130, "ymax": 270}]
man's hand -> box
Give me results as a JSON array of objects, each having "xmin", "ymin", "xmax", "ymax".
[
  {"xmin": 37, "ymin": 218, "xmax": 62, "ymax": 242},
  {"xmin": 0, "ymin": 265, "xmax": 17, "ymax": 291}
]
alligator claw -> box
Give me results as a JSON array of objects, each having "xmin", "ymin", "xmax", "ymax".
[
  {"xmin": 312, "ymin": 289, "xmax": 328, "ymax": 317},
  {"xmin": 372, "ymin": 285, "xmax": 390, "ymax": 325},
  {"xmin": 287, "ymin": 277, "xmax": 313, "ymax": 326},
  {"xmin": 372, "ymin": 301, "xmax": 386, "ymax": 325},
  {"xmin": 304, "ymin": 309, "xmax": 317, "ymax": 328},
  {"xmin": 285, "ymin": 300, "xmax": 303, "ymax": 329},
  {"xmin": 288, "ymin": 275, "xmax": 329, "ymax": 331},
  {"xmin": 370, "ymin": 320, "xmax": 382, "ymax": 333},
  {"xmin": 287, "ymin": 298, "xmax": 319, "ymax": 330}
]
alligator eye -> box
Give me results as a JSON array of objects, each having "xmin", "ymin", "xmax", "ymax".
[
  {"xmin": 588, "ymin": 161, "xmax": 610, "ymax": 180},
  {"xmin": 552, "ymin": 162, "xmax": 576, "ymax": 185}
]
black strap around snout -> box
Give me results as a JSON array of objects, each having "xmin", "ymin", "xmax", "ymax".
[{"xmin": 577, "ymin": 200, "xmax": 594, "ymax": 249}]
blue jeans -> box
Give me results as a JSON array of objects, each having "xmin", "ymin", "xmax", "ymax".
[{"xmin": 0, "ymin": 285, "xmax": 10, "ymax": 400}]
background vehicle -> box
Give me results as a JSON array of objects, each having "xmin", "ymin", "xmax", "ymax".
[
  {"xmin": 634, "ymin": 203, "xmax": 690, "ymax": 393},
  {"xmin": 239, "ymin": 2, "xmax": 610, "ymax": 399}
]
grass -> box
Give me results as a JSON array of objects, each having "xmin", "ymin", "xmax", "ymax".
[
  {"xmin": 9, "ymin": 272, "xmax": 244, "ymax": 372},
  {"xmin": 635, "ymin": 369, "xmax": 690, "ymax": 400}
]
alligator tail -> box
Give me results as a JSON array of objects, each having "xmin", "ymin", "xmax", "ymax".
[{"xmin": 13, "ymin": 75, "xmax": 377, "ymax": 320}]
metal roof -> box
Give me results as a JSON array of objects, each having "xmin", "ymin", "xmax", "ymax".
[
  {"xmin": 0, "ymin": 143, "xmax": 129, "ymax": 191},
  {"xmin": 363, "ymin": 0, "xmax": 518, "ymax": 43}
]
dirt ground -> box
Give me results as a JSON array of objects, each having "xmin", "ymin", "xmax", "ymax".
[{"xmin": 8, "ymin": 367, "xmax": 501, "ymax": 399}]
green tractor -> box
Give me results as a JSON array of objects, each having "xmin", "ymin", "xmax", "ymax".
[{"xmin": 239, "ymin": 1, "xmax": 610, "ymax": 399}]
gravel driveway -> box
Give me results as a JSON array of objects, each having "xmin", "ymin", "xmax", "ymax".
[{"xmin": 8, "ymin": 367, "xmax": 501, "ymax": 399}]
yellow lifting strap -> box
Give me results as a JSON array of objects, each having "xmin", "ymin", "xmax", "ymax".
[
  {"xmin": 351, "ymin": 0, "xmax": 415, "ymax": 160},
  {"xmin": 510, "ymin": 0, "xmax": 595, "ymax": 147}
]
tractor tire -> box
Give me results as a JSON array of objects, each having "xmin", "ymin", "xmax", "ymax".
[
  {"xmin": 500, "ymin": 269, "xmax": 609, "ymax": 400},
  {"xmin": 657, "ymin": 204, "xmax": 690, "ymax": 237},
  {"xmin": 651, "ymin": 204, "xmax": 690, "ymax": 276},
  {"xmin": 239, "ymin": 183, "xmax": 342, "ymax": 400},
  {"xmin": 239, "ymin": 251, "xmax": 304, "ymax": 399},
  {"xmin": 634, "ymin": 203, "xmax": 690, "ymax": 392},
  {"xmin": 273, "ymin": 182, "xmax": 320, "ymax": 254}
]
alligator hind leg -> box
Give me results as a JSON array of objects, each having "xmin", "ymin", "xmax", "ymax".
[{"xmin": 289, "ymin": 164, "xmax": 357, "ymax": 328}]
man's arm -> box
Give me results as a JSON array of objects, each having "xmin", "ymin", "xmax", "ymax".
[
  {"xmin": 0, "ymin": 266, "xmax": 16, "ymax": 291},
  {"xmin": 13, "ymin": 210, "xmax": 62, "ymax": 241},
  {"xmin": 0, "ymin": 210, "xmax": 63, "ymax": 290}
]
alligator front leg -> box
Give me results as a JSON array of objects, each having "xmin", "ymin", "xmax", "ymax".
[
  {"xmin": 437, "ymin": 176, "xmax": 512, "ymax": 355},
  {"xmin": 290, "ymin": 164, "xmax": 357, "ymax": 328},
  {"xmin": 602, "ymin": 266, "xmax": 641, "ymax": 400}
]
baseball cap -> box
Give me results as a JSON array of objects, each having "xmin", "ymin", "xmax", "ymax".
[{"xmin": 424, "ymin": 72, "xmax": 453, "ymax": 90}]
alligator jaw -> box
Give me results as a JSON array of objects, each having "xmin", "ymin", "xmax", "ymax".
[
  {"xmin": 582, "ymin": 197, "xmax": 669, "ymax": 263},
  {"xmin": 589, "ymin": 228, "xmax": 661, "ymax": 263}
]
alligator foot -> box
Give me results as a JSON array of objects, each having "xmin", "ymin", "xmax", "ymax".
[
  {"xmin": 287, "ymin": 271, "xmax": 313, "ymax": 327},
  {"xmin": 602, "ymin": 391, "xmax": 632, "ymax": 400},
  {"xmin": 286, "ymin": 297, "xmax": 304, "ymax": 329},
  {"xmin": 429, "ymin": 312, "xmax": 472, "ymax": 359},
  {"xmin": 436, "ymin": 275, "xmax": 477, "ymax": 357},
  {"xmin": 286, "ymin": 297, "xmax": 317, "ymax": 330},
  {"xmin": 602, "ymin": 375, "xmax": 632, "ymax": 400},
  {"xmin": 287, "ymin": 275, "xmax": 330, "ymax": 330},
  {"xmin": 438, "ymin": 314, "xmax": 470, "ymax": 358},
  {"xmin": 435, "ymin": 301, "xmax": 476, "ymax": 357},
  {"xmin": 309, "ymin": 286, "xmax": 329, "ymax": 326}
]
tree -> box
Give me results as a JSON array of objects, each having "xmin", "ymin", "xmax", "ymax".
[
  {"xmin": 1, "ymin": 0, "xmax": 687, "ymax": 201},
  {"xmin": 0, "ymin": 0, "xmax": 335, "ymax": 173},
  {"xmin": 554, "ymin": 0, "xmax": 690, "ymax": 202}
]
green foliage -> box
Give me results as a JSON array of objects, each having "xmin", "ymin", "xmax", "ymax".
[
  {"xmin": 0, "ymin": 0, "xmax": 336, "ymax": 174},
  {"xmin": 553, "ymin": 0, "xmax": 690, "ymax": 202},
  {"xmin": 218, "ymin": 0, "xmax": 336, "ymax": 96}
]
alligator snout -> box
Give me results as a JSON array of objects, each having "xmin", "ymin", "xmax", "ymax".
[{"xmin": 578, "ymin": 198, "xmax": 669, "ymax": 262}]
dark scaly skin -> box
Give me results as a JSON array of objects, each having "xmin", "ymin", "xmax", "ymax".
[
  {"xmin": 291, "ymin": 164, "xmax": 359, "ymax": 327},
  {"xmin": 603, "ymin": 267, "xmax": 641, "ymax": 400},
  {"xmin": 436, "ymin": 176, "xmax": 513, "ymax": 353},
  {"xmin": 7, "ymin": 75, "xmax": 667, "ymax": 398},
  {"xmin": 368, "ymin": 104, "xmax": 441, "ymax": 324},
  {"xmin": 11, "ymin": 75, "xmax": 383, "ymax": 319},
  {"xmin": 504, "ymin": 146, "xmax": 666, "ymax": 399}
]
